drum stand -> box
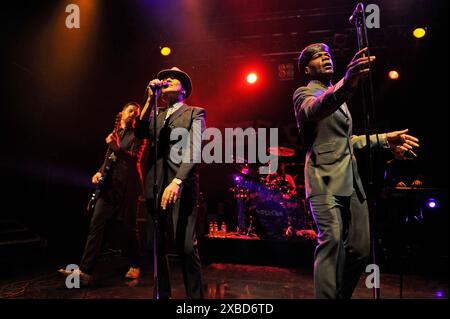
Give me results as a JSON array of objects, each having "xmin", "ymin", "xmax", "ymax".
[{"xmin": 245, "ymin": 215, "xmax": 256, "ymax": 237}]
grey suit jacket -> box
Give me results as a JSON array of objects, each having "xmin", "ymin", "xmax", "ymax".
[
  {"xmin": 293, "ymin": 79, "xmax": 389, "ymax": 199},
  {"xmin": 135, "ymin": 103, "xmax": 206, "ymax": 200},
  {"xmin": 135, "ymin": 103, "xmax": 206, "ymax": 241}
]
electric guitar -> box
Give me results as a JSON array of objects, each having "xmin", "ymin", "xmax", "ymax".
[{"xmin": 86, "ymin": 112, "xmax": 122, "ymax": 213}]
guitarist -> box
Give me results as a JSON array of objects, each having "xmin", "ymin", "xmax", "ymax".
[{"xmin": 59, "ymin": 102, "xmax": 147, "ymax": 284}]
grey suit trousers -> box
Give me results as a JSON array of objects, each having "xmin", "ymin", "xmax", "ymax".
[{"xmin": 309, "ymin": 190, "xmax": 370, "ymax": 298}]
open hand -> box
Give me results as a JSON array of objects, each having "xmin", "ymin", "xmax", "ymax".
[{"xmin": 386, "ymin": 129, "xmax": 420, "ymax": 155}]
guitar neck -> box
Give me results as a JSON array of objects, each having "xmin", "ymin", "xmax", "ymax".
[{"xmin": 102, "ymin": 112, "xmax": 123, "ymax": 165}]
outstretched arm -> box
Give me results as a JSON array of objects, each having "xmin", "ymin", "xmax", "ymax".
[
  {"xmin": 294, "ymin": 47, "xmax": 375, "ymax": 123},
  {"xmin": 293, "ymin": 79, "xmax": 354, "ymax": 122},
  {"xmin": 352, "ymin": 129, "xmax": 420, "ymax": 156},
  {"xmin": 351, "ymin": 134, "xmax": 389, "ymax": 149}
]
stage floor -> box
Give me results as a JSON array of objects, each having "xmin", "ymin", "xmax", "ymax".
[{"xmin": 0, "ymin": 254, "xmax": 447, "ymax": 299}]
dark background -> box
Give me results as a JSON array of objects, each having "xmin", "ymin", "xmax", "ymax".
[{"xmin": 1, "ymin": 0, "xmax": 448, "ymax": 266}]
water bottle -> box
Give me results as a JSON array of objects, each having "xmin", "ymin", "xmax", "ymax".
[
  {"xmin": 209, "ymin": 221, "xmax": 214, "ymax": 237},
  {"xmin": 221, "ymin": 222, "xmax": 227, "ymax": 233},
  {"xmin": 213, "ymin": 221, "xmax": 218, "ymax": 237}
]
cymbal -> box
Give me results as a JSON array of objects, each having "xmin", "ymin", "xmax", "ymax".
[{"xmin": 267, "ymin": 146, "xmax": 295, "ymax": 157}]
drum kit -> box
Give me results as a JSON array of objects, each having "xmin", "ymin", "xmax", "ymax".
[{"xmin": 230, "ymin": 146, "xmax": 315, "ymax": 240}]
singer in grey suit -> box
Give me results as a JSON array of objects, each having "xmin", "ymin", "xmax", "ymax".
[
  {"xmin": 293, "ymin": 43, "xmax": 420, "ymax": 298},
  {"xmin": 135, "ymin": 67, "xmax": 205, "ymax": 299}
]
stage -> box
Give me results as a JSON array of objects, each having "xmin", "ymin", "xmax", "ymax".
[{"xmin": 0, "ymin": 237, "xmax": 447, "ymax": 299}]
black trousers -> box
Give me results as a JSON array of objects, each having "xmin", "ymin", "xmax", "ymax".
[
  {"xmin": 80, "ymin": 197, "xmax": 141, "ymax": 275},
  {"xmin": 308, "ymin": 190, "xmax": 370, "ymax": 299},
  {"xmin": 146, "ymin": 198, "xmax": 203, "ymax": 299}
]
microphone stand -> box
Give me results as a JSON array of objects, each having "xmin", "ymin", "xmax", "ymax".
[
  {"xmin": 153, "ymin": 87, "xmax": 163, "ymax": 299},
  {"xmin": 142, "ymin": 86, "xmax": 162, "ymax": 299},
  {"xmin": 350, "ymin": 2, "xmax": 381, "ymax": 299}
]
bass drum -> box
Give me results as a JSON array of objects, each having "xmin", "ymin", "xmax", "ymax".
[
  {"xmin": 250, "ymin": 191, "xmax": 305, "ymax": 240},
  {"xmin": 252, "ymin": 198, "xmax": 287, "ymax": 240}
]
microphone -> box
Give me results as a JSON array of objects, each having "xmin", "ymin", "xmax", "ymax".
[
  {"xmin": 147, "ymin": 81, "xmax": 169, "ymax": 90},
  {"xmin": 349, "ymin": 2, "xmax": 364, "ymax": 24}
]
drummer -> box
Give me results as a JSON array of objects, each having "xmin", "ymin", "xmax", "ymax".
[{"xmin": 265, "ymin": 162, "xmax": 297, "ymax": 196}]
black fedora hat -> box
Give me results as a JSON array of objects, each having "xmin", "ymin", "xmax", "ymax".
[{"xmin": 157, "ymin": 67, "xmax": 192, "ymax": 98}]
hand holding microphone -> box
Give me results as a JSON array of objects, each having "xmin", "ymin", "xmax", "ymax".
[
  {"xmin": 145, "ymin": 79, "xmax": 168, "ymax": 102},
  {"xmin": 141, "ymin": 79, "xmax": 170, "ymax": 120},
  {"xmin": 147, "ymin": 79, "xmax": 169, "ymax": 92}
]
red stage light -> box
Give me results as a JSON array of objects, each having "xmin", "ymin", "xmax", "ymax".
[
  {"xmin": 388, "ymin": 70, "xmax": 399, "ymax": 80},
  {"xmin": 246, "ymin": 73, "xmax": 257, "ymax": 84}
]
